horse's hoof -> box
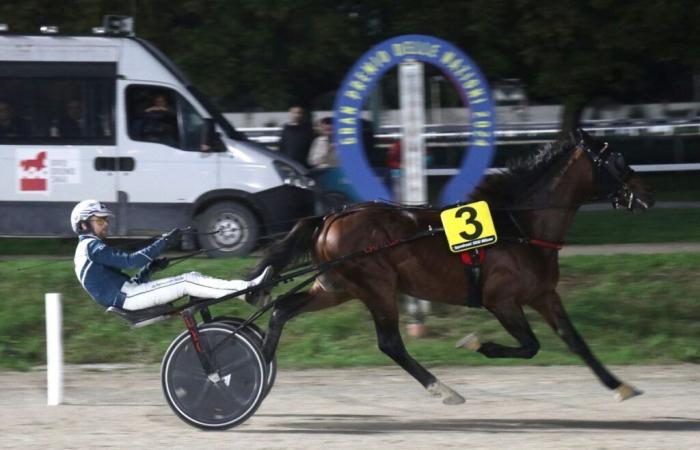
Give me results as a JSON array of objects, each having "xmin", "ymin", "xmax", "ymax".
[
  {"xmin": 455, "ymin": 333, "xmax": 481, "ymax": 351},
  {"xmin": 443, "ymin": 392, "xmax": 466, "ymax": 405},
  {"xmin": 427, "ymin": 381, "xmax": 465, "ymax": 405},
  {"xmin": 614, "ymin": 383, "xmax": 643, "ymax": 401}
]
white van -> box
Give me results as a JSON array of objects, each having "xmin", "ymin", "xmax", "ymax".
[{"xmin": 0, "ymin": 18, "xmax": 315, "ymax": 256}]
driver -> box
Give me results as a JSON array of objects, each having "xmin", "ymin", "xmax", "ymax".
[{"xmin": 71, "ymin": 199, "xmax": 272, "ymax": 311}]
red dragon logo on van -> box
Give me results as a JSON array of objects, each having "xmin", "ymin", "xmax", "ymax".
[{"xmin": 19, "ymin": 151, "xmax": 48, "ymax": 191}]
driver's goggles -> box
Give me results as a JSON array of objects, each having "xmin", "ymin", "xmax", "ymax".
[{"xmin": 89, "ymin": 216, "xmax": 110, "ymax": 225}]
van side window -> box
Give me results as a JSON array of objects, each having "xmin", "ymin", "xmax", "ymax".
[
  {"xmin": 126, "ymin": 86, "xmax": 179, "ymax": 148},
  {"xmin": 126, "ymin": 86, "xmax": 209, "ymax": 152},
  {"xmin": 0, "ymin": 63, "xmax": 115, "ymax": 145}
]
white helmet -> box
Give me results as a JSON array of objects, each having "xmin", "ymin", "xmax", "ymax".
[{"xmin": 70, "ymin": 199, "xmax": 114, "ymax": 234}]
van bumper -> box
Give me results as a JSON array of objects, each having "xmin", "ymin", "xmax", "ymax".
[{"xmin": 251, "ymin": 186, "xmax": 315, "ymax": 235}]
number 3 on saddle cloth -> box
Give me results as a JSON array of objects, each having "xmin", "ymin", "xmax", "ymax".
[{"xmin": 440, "ymin": 201, "xmax": 498, "ymax": 308}]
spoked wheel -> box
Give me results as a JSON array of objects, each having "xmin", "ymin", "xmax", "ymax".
[
  {"xmin": 161, "ymin": 323, "xmax": 266, "ymax": 430},
  {"xmin": 213, "ymin": 316, "xmax": 277, "ymax": 398}
]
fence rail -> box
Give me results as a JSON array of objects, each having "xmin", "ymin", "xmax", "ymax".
[{"xmin": 239, "ymin": 121, "xmax": 700, "ymax": 174}]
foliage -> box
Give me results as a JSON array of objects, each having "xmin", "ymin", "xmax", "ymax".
[{"xmin": 1, "ymin": 0, "xmax": 698, "ymax": 125}]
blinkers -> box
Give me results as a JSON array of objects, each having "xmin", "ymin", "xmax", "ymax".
[{"xmin": 575, "ymin": 130, "xmax": 648, "ymax": 211}]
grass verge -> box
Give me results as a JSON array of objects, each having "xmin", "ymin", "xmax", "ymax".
[{"xmin": 0, "ymin": 253, "xmax": 698, "ymax": 371}]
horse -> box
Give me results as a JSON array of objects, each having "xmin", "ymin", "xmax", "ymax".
[
  {"xmin": 252, "ymin": 129, "xmax": 654, "ymax": 405},
  {"xmin": 20, "ymin": 151, "xmax": 47, "ymax": 171}
]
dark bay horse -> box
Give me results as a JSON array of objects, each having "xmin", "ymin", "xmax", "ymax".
[{"xmin": 253, "ymin": 130, "xmax": 654, "ymax": 404}]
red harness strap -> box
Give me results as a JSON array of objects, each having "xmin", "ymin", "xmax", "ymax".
[
  {"xmin": 459, "ymin": 249, "xmax": 487, "ymax": 265},
  {"xmin": 528, "ymin": 239, "xmax": 563, "ymax": 250}
]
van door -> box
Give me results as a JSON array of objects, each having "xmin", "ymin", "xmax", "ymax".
[
  {"xmin": 116, "ymin": 82, "xmax": 219, "ymax": 234},
  {"xmin": 0, "ymin": 63, "xmax": 118, "ymax": 235}
]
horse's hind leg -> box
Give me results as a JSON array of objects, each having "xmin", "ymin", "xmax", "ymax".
[
  {"xmin": 261, "ymin": 286, "xmax": 351, "ymax": 363},
  {"xmin": 531, "ymin": 290, "xmax": 642, "ymax": 401},
  {"xmin": 458, "ymin": 299, "xmax": 541, "ymax": 359},
  {"xmin": 361, "ymin": 291, "xmax": 465, "ymax": 405}
]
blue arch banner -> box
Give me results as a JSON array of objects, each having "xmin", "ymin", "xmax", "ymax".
[{"xmin": 332, "ymin": 34, "xmax": 496, "ymax": 205}]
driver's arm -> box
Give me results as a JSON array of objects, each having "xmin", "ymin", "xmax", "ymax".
[{"xmin": 87, "ymin": 238, "xmax": 166, "ymax": 270}]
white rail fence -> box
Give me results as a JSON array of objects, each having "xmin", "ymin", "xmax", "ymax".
[{"xmin": 240, "ymin": 121, "xmax": 700, "ymax": 174}]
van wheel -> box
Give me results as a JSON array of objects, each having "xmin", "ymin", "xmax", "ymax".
[{"xmin": 196, "ymin": 202, "xmax": 259, "ymax": 257}]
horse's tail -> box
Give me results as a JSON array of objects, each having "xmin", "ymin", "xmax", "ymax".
[{"xmin": 251, "ymin": 215, "xmax": 325, "ymax": 276}]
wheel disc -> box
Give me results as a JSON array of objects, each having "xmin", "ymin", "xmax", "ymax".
[
  {"xmin": 162, "ymin": 326, "xmax": 265, "ymax": 429},
  {"xmin": 213, "ymin": 212, "xmax": 249, "ymax": 249}
]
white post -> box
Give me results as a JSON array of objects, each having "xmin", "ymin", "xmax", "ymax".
[
  {"xmin": 45, "ymin": 293, "xmax": 63, "ymax": 406},
  {"xmin": 398, "ymin": 61, "xmax": 431, "ymax": 335},
  {"xmin": 399, "ymin": 60, "xmax": 427, "ymax": 205}
]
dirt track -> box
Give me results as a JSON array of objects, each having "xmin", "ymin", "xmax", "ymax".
[{"xmin": 1, "ymin": 364, "xmax": 698, "ymax": 449}]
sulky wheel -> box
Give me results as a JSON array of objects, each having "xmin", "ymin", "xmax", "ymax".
[
  {"xmin": 213, "ymin": 316, "xmax": 277, "ymax": 398},
  {"xmin": 161, "ymin": 323, "xmax": 266, "ymax": 430}
]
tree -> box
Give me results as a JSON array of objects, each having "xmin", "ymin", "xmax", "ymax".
[
  {"xmin": 2, "ymin": 0, "xmax": 698, "ymax": 132},
  {"xmin": 506, "ymin": 0, "xmax": 700, "ymax": 133}
]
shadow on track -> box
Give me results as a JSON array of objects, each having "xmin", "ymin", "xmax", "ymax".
[{"xmin": 245, "ymin": 415, "xmax": 700, "ymax": 435}]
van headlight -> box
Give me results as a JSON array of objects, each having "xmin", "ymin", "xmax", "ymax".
[{"xmin": 273, "ymin": 160, "xmax": 315, "ymax": 189}]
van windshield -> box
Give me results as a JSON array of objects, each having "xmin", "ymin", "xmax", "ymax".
[{"xmin": 188, "ymin": 86, "xmax": 247, "ymax": 141}]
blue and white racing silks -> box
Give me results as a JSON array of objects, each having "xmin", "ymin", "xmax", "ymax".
[{"xmin": 74, "ymin": 235, "xmax": 166, "ymax": 308}]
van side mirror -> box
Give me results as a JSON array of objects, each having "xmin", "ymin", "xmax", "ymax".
[{"xmin": 201, "ymin": 118, "xmax": 225, "ymax": 152}]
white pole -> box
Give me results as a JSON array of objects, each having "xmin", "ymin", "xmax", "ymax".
[
  {"xmin": 399, "ymin": 61, "xmax": 431, "ymax": 334},
  {"xmin": 45, "ymin": 293, "xmax": 63, "ymax": 406},
  {"xmin": 399, "ymin": 60, "xmax": 427, "ymax": 205}
]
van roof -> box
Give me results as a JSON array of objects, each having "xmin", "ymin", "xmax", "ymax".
[{"xmin": 0, "ymin": 34, "xmax": 190, "ymax": 85}]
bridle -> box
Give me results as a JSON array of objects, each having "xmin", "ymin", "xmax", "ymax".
[{"xmin": 577, "ymin": 135, "xmax": 650, "ymax": 211}]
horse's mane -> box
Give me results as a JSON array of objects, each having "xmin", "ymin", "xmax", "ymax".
[{"xmin": 470, "ymin": 136, "xmax": 577, "ymax": 207}]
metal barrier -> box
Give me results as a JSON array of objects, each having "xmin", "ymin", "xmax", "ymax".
[{"xmin": 240, "ymin": 121, "xmax": 700, "ymax": 174}]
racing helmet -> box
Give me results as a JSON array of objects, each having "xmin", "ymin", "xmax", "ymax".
[{"xmin": 70, "ymin": 199, "xmax": 114, "ymax": 234}]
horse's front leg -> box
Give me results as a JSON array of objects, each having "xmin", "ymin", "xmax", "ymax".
[
  {"xmin": 531, "ymin": 290, "xmax": 642, "ymax": 401},
  {"xmin": 457, "ymin": 298, "xmax": 541, "ymax": 359},
  {"xmin": 363, "ymin": 295, "xmax": 465, "ymax": 405}
]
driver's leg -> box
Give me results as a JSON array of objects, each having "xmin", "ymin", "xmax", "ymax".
[{"xmin": 121, "ymin": 267, "xmax": 272, "ymax": 310}]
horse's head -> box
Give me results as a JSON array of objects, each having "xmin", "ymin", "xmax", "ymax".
[{"xmin": 575, "ymin": 129, "xmax": 654, "ymax": 212}]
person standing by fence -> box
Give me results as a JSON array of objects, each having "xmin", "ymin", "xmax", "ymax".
[
  {"xmin": 279, "ymin": 105, "xmax": 314, "ymax": 168},
  {"xmin": 307, "ymin": 117, "xmax": 338, "ymax": 169}
]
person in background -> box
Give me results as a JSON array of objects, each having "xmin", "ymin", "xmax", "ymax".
[
  {"xmin": 307, "ymin": 117, "xmax": 338, "ymax": 169},
  {"xmin": 138, "ymin": 93, "xmax": 178, "ymax": 146},
  {"xmin": 278, "ymin": 105, "xmax": 314, "ymax": 167},
  {"xmin": 58, "ymin": 99, "xmax": 86, "ymax": 138},
  {"xmin": 0, "ymin": 100, "xmax": 29, "ymax": 138}
]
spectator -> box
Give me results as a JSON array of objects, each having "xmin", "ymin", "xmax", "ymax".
[
  {"xmin": 278, "ymin": 106, "xmax": 314, "ymax": 167},
  {"xmin": 307, "ymin": 117, "xmax": 338, "ymax": 169},
  {"xmin": 58, "ymin": 99, "xmax": 86, "ymax": 138},
  {"xmin": 0, "ymin": 101, "xmax": 29, "ymax": 138},
  {"xmin": 144, "ymin": 93, "xmax": 171, "ymax": 114},
  {"xmin": 138, "ymin": 93, "xmax": 178, "ymax": 146}
]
